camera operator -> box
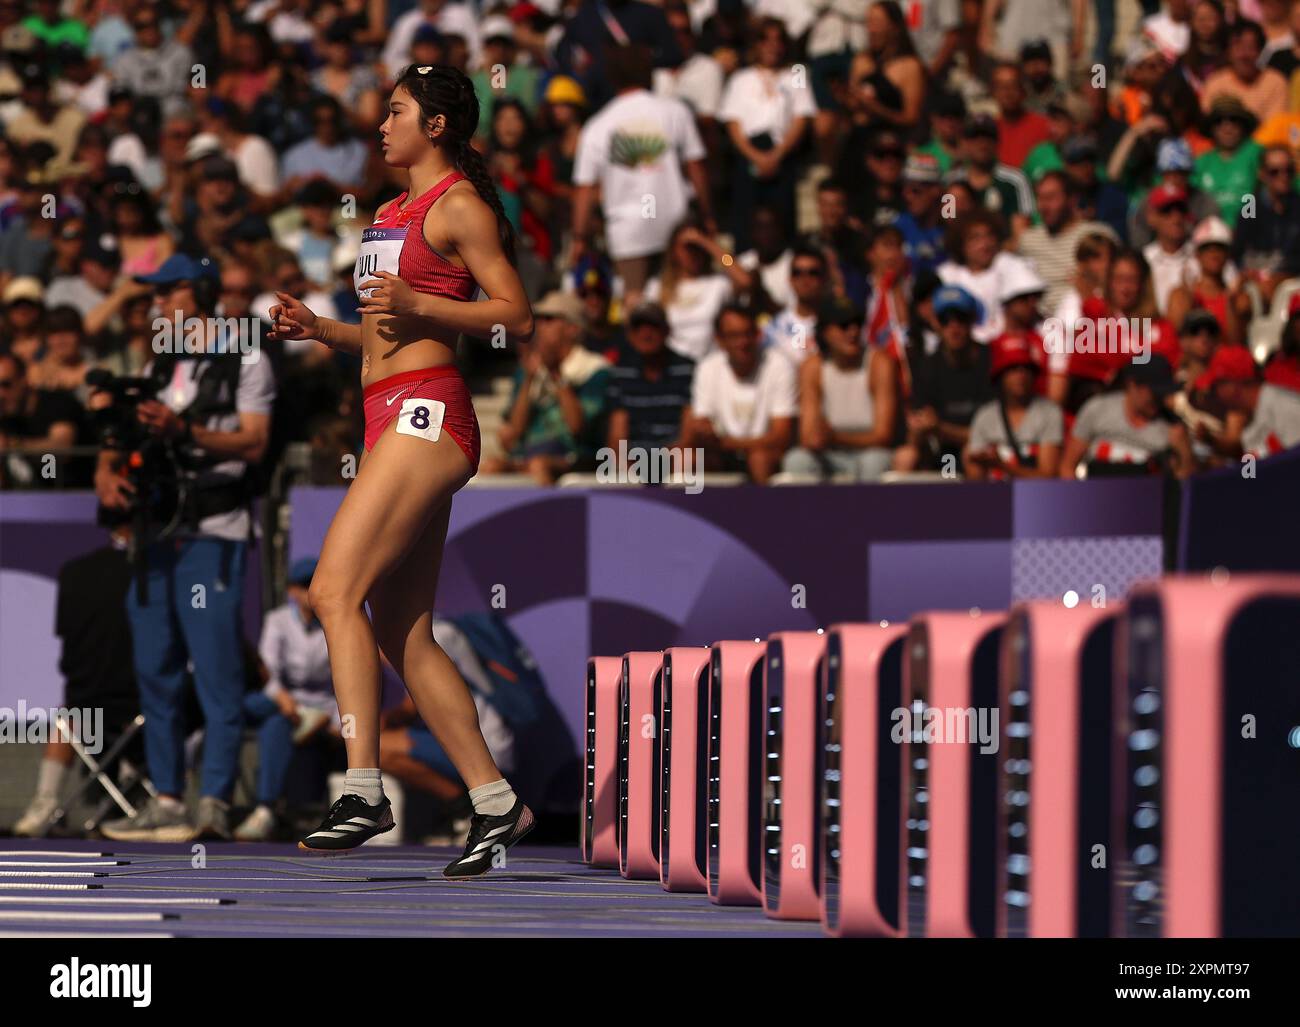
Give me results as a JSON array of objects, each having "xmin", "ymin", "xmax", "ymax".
[{"xmin": 94, "ymin": 253, "xmax": 276, "ymax": 842}]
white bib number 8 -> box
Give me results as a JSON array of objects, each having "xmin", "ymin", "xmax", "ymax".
[{"xmin": 395, "ymin": 398, "xmax": 445, "ymax": 443}]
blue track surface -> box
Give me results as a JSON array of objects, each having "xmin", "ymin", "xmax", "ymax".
[{"xmin": 0, "ymin": 839, "xmax": 825, "ymax": 938}]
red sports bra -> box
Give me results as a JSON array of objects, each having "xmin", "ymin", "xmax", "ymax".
[{"xmin": 353, "ymin": 170, "xmax": 479, "ymax": 304}]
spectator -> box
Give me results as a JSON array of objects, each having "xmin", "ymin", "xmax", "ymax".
[
  {"xmin": 1060, "ymin": 355, "xmax": 1194, "ymax": 477},
  {"xmin": 7, "ymin": 62, "xmax": 86, "ymax": 173},
  {"xmin": 236, "ymin": 556, "xmax": 335, "ymax": 841},
  {"xmin": 1019, "ymin": 96, "xmax": 1080, "ymax": 185},
  {"xmin": 0, "ymin": 275, "xmax": 47, "ymax": 363},
  {"xmin": 197, "ymin": 99, "xmax": 281, "ymax": 214},
  {"xmin": 683, "ymin": 303, "xmax": 796, "ymax": 483},
  {"xmin": 937, "ymin": 209, "xmax": 1035, "ymax": 343},
  {"xmin": 110, "ymin": 5, "xmax": 194, "ymax": 119},
  {"xmin": 948, "ymin": 114, "xmax": 1036, "ymax": 240},
  {"xmin": 964, "ymin": 333, "xmax": 1064, "ymax": 479},
  {"xmin": 537, "ymin": 75, "xmax": 588, "ymax": 240},
  {"xmin": 110, "ymin": 181, "xmax": 173, "ymax": 278},
  {"xmin": 894, "ymin": 153, "xmax": 948, "ymax": 277},
  {"xmin": 486, "ymin": 290, "xmax": 611, "ymax": 484},
  {"xmin": 1198, "ymin": 343, "xmax": 1300, "ymax": 457},
  {"xmin": 1060, "ymin": 136, "xmax": 1130, "ymax": 242},
  {"xmin": 605, "ymin": 301, "xmax": 695, "ymax": 466},
  {"xmin": 279, "ymin": 180, "xmax": 350, "ymax": 292},
  {"xmin": 0, "ymin": 169, "xmax": 57, "ymax": 285},
  {"xmin": 653, "ymin": 1, "xmax": 725, "ymax": 128},
  {"xmin": 846, "ymin": 128, "xmax": 906, "ymax": 230},
  {"xmin": 1166, "ymin": 216, "xmax": 1246, "ymax": 343},
  {"xmin": 1019, "ymin": 38, "xmax": 1065, "ymax": 115},
  {"xmin": 783, "ymin": 294, "xmax": 898, "ymax": 481},
  {"xmin": 251, "ymin": 253, "xmax": 338, "ymax": 360},
  {"xmin": 1178, "ymin": 0, "xmax": 1228, "ymax": 92},
  {"xmin": 281, "ymin": 94, "xmax": 369, "ymax": 199},
  {"xmin": 1017, "ymin": 171, "xmax": 1118, "ymax": 312},
  {"xmin": 570, "ymin": 257, "xmax": 624, "ymax": 360},
  {"xmin": 28, "ymin": 305, "xmax": 90, "ymax": 399},
  {"xmin": 1201, "ymin": 19, "xmax": 1288, "ymax": 123},
  {"xmin": 991, "ymin": 62, "xmax": 1052, "ymax": 169},
  {"xmin": 470, "ymin": 16, "xmax": 541, "ymax": 140},
  {"xmin": 1234, "ymin": 145, "xmax": 1300, "ymax": 307},
  {"xmin": 215, "ymin": 23, "xmax": 279, "ymax": 118},
  {"xmin": 761, "ymin": 243, "xmax": 829, "ymax": 367},
  {"xmin": 1264, "ymin": 0, "xmax": 1300, "ymax": 79},
  {"xmin": 643, "ymin": 222, "xmax": 751, "ymax": 361},
  {"xmin": 1176, "ymin": 307, "xmax": 1221, "ymax": 389},
  {"xmin": 1142, "ymin": 183, "xmax": 1195, "ymax": 315},
  {"xmin": 845, "ymin": 1, "xmax": 926, "ymax": 133},
  {"xmin": 0, "ymin": 350, "xmax": 81, "ymax": 489},
  {"xmin": 1125, "ymin": 137, "xmax": 1218, "ymax": 249},
  {"xmin": 485, "ymin": 99, "xmax": 557, "ymax": 268},
  {"xmin": 718, "ymin": 17, "xmax": 814, "ymax": 251},
  {"xmin": 996, "ymin": 261, "xmax": 1049, "ymax": 384},
  {"xmin": 916, "ymin": 88, "xmax": 966, "ymax": 175},
  {"xmin": 384, "ymin": 0, "xmax": 483, "ymax": 83},
  {"xmin": 803, "ymin": 178, "xmax": 869, "ymax": 308},
  {"xmin": 1112, "ymin": 37, "xmax": 1170, "ymax": 127},
  {"xmin": 1143, "ymin": 0, "xmax": 1194, "ymax": 64},
  {"xmin": 896, "ymin": 284, "xmax": 993, "ymax": 472},
  {"xmin": 571, "ymin": 43, "xmax": 712, "ymax": 312},
  {"xmin": 737, "ymin": 205, "xmax": 796, "ymax": 312},
  {"xmin": 1264, "ymin": 296, "xmax": 1300, "ymax": 394},
  {"xmin": 1193, "ymin": 95, "xmax": 1262, "ymax": 226},
  {"xmin": 557, "ymin": 0, "xmax": 681, "ymax": 112},
  {"xmin": 47, "ymin": 240, "xmax": 118, "ymax": 321},
  {"xmin": 312, "ymin": 19, "xmax": 384, "ymax": 134}
]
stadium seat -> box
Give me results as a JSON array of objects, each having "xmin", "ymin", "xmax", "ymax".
[
  {"xmin": 997, "ymin": 600, "xmax": 1122, "ymax": 938},
  {"xmin": 1115, "ymin": 574, "xmax": 1300, "ymax": 938},
  {"xmin": 902, "ymin": 610, "xmax": 1007, "ymax": 938},
  {"xmin": 582, "ymin": 656, "xmax": 622, "ymax": 867},
  {"xmin": 820, "ymin": 622, "xmax": 909, "ymax": 938},
  {"xmin": 761, "ymin": 631, "xmax": 828, "ymax": 921},
  {"xmin": 707, "ymin": 640, "xmax": 766, "ymax": 906},
  {"xmin": 618, "ymin": 651, "xmax": 663, "ymax": 880},
  {"xmin": 659, "ymin": 646, "xmax": 711, "ymax": 893}
]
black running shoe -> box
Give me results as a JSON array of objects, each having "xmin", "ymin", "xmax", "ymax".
[
  {"xmin": 298, "ymin": 793, "xmax": 395, "ymax": 851},
  {"xmin": 442, "ymin": 796, "xmax": 535, "ymax": 879}
]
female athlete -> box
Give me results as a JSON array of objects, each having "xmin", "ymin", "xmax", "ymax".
[{"xmin": 268, "ymin": 64, "xmax": 535, "ymax": 878}]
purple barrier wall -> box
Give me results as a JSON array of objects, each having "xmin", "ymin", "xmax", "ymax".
[{"xmin": 288, "ymin": 478, "xmax": 1165, "ymax": 744}]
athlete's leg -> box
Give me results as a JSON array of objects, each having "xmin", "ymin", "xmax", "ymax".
[
  {"xmin": 308, "ymin": 420, "xmax": 472, "ymax": 769},
  {"xmin": 366, "ymin": 492, "xmax": 504, "ymax": 792},
  {"xmin": 379, "ymin": 726, "xmax": 465, "ymax": 800}
]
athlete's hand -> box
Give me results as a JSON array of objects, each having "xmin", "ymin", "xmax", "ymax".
[
  {"xmin": 268, "ymin": 291, "xmax": 319, "ymax": 341},
  {"xmin": 359, "ymin": 271, "xmax": 419, "ymax": 316}
]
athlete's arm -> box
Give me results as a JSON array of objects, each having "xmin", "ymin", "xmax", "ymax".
[
  {"xmin": 407, "ymin": 189, "xmax": 533, "ymax": 343},
  {"xmin": 315, "ymin": 317, "xmax": 364, "ymax": 355}
]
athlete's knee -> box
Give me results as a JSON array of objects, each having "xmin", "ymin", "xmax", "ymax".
[{"xmin": 308, "ymin": 570, "xmax": 364, "ymax": 621}]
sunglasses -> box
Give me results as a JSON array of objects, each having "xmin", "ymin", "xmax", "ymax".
[
  {"xmin": 1264, "ymin": 166, "xmax": 1293, "ymax": 177},
  {"xmin": 871, "ymin": 149, "xmax": 905, "ymax": 161},
  {"xmin": 936, "ymin": 311, "xmax": 973, "ymax": 325},
  {"xmin": 791, "ymin": 266, "xmax": 823, "ymax": 277}
]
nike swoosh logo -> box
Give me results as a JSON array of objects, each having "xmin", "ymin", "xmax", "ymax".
[{"xmin": 386, "ymin": 390, "xmax": 407, "ymax": 406}]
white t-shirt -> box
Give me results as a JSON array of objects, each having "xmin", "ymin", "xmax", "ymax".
[
  {"xmin": 234, "ymin": 134, "xmax": 279, "ymax": 198},
  {"xmin": 691, "ymin": 346, "xmax": 798, "ymax": 439},
  {"xmin": 644, "ymin": 273, "xmax": 733, "ymax": 361},
  {"xmin": 936, "ymin": 252, "xmax": 1034, "ymax": 344},
  {"xmin": 717, "ymin": 66, "xmax": 817, "ymax": 146},
  {"xmin": 573, "ymin": 89, "xmax": 706, "ymax": 261},
  {"xmin": 738, "ymin": 247, "xmax": 794, "ymax": 309},
  {"xmin": 761, "ymin": 305, "xmax": 818, "ymax": 367},
  {"xmin": 652, "ymin": 53, "xmax": 725, "ymax": 120}
]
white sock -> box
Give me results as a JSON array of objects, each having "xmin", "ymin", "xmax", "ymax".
[
  {"xmin": 157, "ymin": 794, "xmax": 184, "ymax": 810},
  {"xmin": 344, "ymin": 768, "xmax": 384, "ymax": 806},
  {"xmin": 35, "ymin": 758, "xmax": 67, "ymax": 799},
  {"xmin": 469, "ymin": 778, "xmax": 517, "ymax": 816}
]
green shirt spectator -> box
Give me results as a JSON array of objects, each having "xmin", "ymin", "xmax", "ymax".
[
  {"xmin": 23, "ymin": 12, "xmax": 90, "ymax": 49},
  {"xmin": 1193, "ymin": 139, "xmax": 1263, "ymax": 225},
  {"xmin": 469, "ymin": 15, "xmax": 540, "ymax": 139}
]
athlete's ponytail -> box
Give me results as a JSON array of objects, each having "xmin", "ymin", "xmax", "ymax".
[{"xmin": 396, "ymin": 64, "xmax": 518, "ymax": 267}]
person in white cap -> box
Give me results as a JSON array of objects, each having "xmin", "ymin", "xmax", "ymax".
[
  {"xmin": 1165, "ymin": 215, "xmax": 1247, "ymax": 344},
  {"xmin": 995, "ymin": 260, "xmax": 1048, "ymax": 383}
]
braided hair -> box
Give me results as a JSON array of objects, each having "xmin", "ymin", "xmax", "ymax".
[{"xmin": 395, "ymin": 64, "xmax": 518, "ymax": 266}]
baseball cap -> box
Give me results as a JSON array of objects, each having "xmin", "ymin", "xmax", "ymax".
[
  {"xmin": 1020, "ymin": 38, "xmax": 1052, "ymax": 63},
  {"xmin": 932, "ymin": 284, "xmax": 984, "ymax": 321},
  {"xmin": 903, "ymin": 153, "xmax": 942, "ymax": 184},
  {"xmin": 412, "ymin": 24, "xmax": 445, "ymax": 46},
  {"xmin": 185, "ymin": 133, "xmax": 223, "ymax": 163},
  {"xmin": 287, "ymin": 557, "xmax": 318, "ymax": 587},
  {"xmin": 1149, "ymin": 182, "xmax": 1189, "ymax": 212},
  {"xmin": 1195, "ymin": 345, "xmax": 1259, "ymax": 390},
  {"xmin": 1123, "ymin": 353, "xmax": 1179, "ymax": 397},
  {"xmin": 1192, "ymin": 215, "xmax": 1232, "ymax": 249},
  {"xmin": 3, "ymin": 276, "xmax": 44, "ymax": 305},
  {"xmin": 989, "ymin": 333, "xmax": 1039, "ymax": 378},
  {"xmin": 816, "ymin": 294, "xmax": 863, "ymax": 329},
  {"xmin": 1156, "ymin": 138, "xmax": 1194, "ymax": 173},
  {"xmin": 1060, "ymin": 136, "xmax": 1098, "ymax": 164},
  {"xmin": 532, "ymin": 289, "xmax": 585, "ymax": 327},
  {"xmin": 481, "ymin": 15, "xmax": 515, "ymax": 42},
  {"xmin": 964, "ymin": 114, "xmax": 999, "ymax": 140},
  {"xmin": 998, "ymin": 262, "xmax": 1047, "ymax": 304},
  {"xmin": 627, "ymin": 301, "xmax": 670, "ymax": 331},
  {"xmin": 931, "ymin": 90, "xmax": 967, "ymax": 120},
  {"xmin": 135, "ymin": 253, "xmax": 219, "ymax": 287},
  {"xmin": 544, "ymin": 75, "xmax": 587, "ymax": 107},
  {"xmin": 1180, "ymin": 308, "xmax": 1221, "ymax": 335}
]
